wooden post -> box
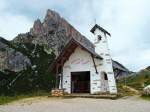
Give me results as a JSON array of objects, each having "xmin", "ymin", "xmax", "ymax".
[
  {"xmin": 60, "ymin": 58, "xmax": 65, "ymax": 89},
  {"xmin": 61, "ymin": 66, "xmax": 63, "ymax": 89},
  {"xmin": 55, "ymin": 65, "xmax": 59, "ymax": 88}
]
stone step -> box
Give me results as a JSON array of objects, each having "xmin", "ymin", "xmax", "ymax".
[
  {"xmin": 64, "ymin": 94, "xmax": 117, "ymax": 99},
  {"xmin": 49, "ymin": 93, "xmax": 118, "ymax": 99}
]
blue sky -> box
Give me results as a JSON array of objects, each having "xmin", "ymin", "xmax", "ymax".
[{"xmin": 0, "ymin": 0, "xmax": 150, "ymax": 71}]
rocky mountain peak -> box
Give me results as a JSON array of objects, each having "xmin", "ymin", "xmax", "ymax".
[
  {"xmin": 43, "ymin": 9, "xmax": 60, "ymax": 34},
  {"xmin": 45, "ymin": 9, "xmax": 60, "ymax": 21},
  {"xmin": 32, "ymin": 19, "xmax": 43, "ymax": 35},
  {"xmin": 14, "ymin": 9, "xmax": 95, "ymax": 56},
  {"xmin": 31, "ymin": 9, "xmax": 61, "ymax": 36}
]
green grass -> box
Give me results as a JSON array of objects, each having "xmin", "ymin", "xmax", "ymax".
[
  {"xmin": 0, "ymin": 91, "xmax": 50, "ymax": 105},
  {"xmin": 141, "ymin": 95, "xmax": 150, "ymax": 101},
  {"xmin": 0, "ymin": 95, "xmax": 28, "ymax": 105},
  {"xmin": 118, "ymin": 70, "xmax": 150, "ymax": 91},
  {"xmin": 117, "ymin": 84, "xmax": 139, "ymax": 97},
  {"xmin": 117, "ymin": 70, "xmax": 150, "ymax": 98}
]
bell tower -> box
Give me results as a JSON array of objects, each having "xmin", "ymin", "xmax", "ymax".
[{"xmin": 90, "ymin": 24, "xmax": 117, "ymax": 94}]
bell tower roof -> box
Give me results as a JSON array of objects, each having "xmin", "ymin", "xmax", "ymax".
[{"xmin": 90, "ymin": 24, "xmax": 111, "ymax": 36}]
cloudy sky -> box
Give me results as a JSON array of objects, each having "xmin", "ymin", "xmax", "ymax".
[{"xmin": 0, "ymin": 0, "xmax": 150, "ymax": 71}]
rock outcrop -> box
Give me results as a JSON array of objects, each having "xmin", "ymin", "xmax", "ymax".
[{"xmin": 0, "ymin": 37, "xmax": 31, "ymax": 72}]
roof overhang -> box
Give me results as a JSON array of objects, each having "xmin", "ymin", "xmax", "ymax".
[
  {"xmin": 90, "ymin": 24, "xmax": 111, "ymax": 36},
  {"xmin": 49, "ymin": 38, "xmax": 103, "ymax": 73}
]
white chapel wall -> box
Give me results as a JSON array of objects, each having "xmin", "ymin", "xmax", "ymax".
[{"xmin": 62, "ymin": 47, "xmax": 103, "ymax": 94}]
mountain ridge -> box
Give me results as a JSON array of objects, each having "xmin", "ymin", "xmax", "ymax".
[{"xmin": 0, "ymin": 9, "xmax": 130, "ymax": 76}]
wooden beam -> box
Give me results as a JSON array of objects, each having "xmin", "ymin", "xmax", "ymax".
[
  {"xmin": 91, "ymin": 54, "xmax": 98, "ymax": 74},
  {"xmin": 115, "ymin": 69, "xmax": 122, "ymax": 79}
]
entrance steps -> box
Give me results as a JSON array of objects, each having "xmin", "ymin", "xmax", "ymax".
[{"xmin": 63, "ymin": 93, "xmax": 118, "ymax": 99}]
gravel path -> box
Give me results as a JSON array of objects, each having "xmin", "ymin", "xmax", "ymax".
[{"xmin": 0, "ymin": 96, "xmax": 150, "ymax": 112}]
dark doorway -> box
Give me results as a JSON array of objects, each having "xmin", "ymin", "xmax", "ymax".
[{"xmin": 71, "ymin": 71, "xmax": 90, "ymax": 93}]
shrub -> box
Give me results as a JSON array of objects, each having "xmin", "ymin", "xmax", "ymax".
[{"xmin": 0, "ymin": 43, "xmax": 56, "ymax": 96}]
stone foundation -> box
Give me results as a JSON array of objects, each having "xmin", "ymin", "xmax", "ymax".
[{"xmin": 51, "ymin": 89, "xmax": 64, "ymax": 96}]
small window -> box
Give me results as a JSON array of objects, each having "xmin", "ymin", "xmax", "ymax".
[
  {"xmin": 104, "ymin": 72, "xmax": 108, "ymax": 80},
  {"xmin": 101, "ymin": 72, "xmax": 108, "ymax": 80},
  {"xmin": 98, "ymin": 35, "xmax": 102, "ymax": 40}
]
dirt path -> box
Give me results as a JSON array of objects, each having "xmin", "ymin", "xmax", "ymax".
[
  {"xmin": 0, "ymin": 96, "xmax": 150, "ymax": 112},
  {"xmin": 124, "ymin": 85, "xmax": 141, "ymax": 94}
]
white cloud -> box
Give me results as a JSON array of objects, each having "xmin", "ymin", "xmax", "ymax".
[
  {"xmin": 113, "ymin": 48, "xmax": 150, "ymax": 72},
  {"xmin": 0, "ymin": 0, "xmax": 32, "ymax": 40},
  {"xmin": 0, "ymin": 14, "xmax": 32, "ymax": 40},
  {"xmin": 108, "ymin": 0, "xmax": 150, "ymax": 71}
]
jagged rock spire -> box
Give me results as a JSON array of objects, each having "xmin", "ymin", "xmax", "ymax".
[
  {"xmin": 32, "ymin": 19, "xmax": 43, "ymax": 35},
  {"xmin": 31, "ymin": 9, "xmax": 61, "ymax": 35},
  {"xmin": 43, "ymin": 9, "xmax": 60, "ymax": 33}
]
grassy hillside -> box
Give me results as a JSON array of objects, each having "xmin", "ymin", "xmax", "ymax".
[{"xmin": 117, "ymin": 69, "xmax": 150, "ymax": 97}]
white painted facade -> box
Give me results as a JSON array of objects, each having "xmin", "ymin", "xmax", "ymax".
[{"xmin": 60, "ymin": 26, "xmax": 117, "ymax": 94}]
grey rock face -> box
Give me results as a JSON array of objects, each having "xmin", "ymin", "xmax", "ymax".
[
  {"xmin": 0, "ymin": 37, "xmax": 31, "ymax": 72},
  {"xmin": 7, "ymin": 50, "xmax": 31, "ymax": 72},
  {"xmin": 0, "ymin": 50, "xmax": 7, "ymax": 70}
]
